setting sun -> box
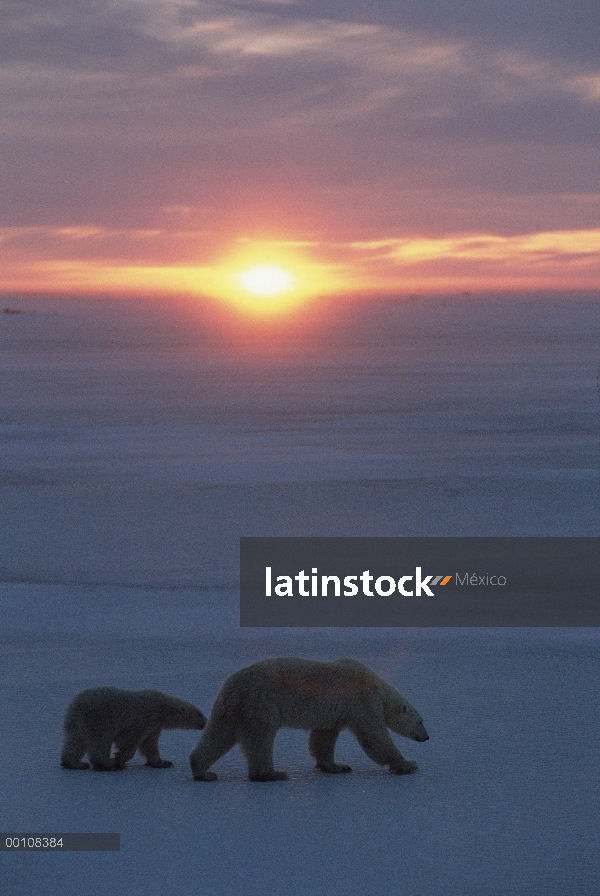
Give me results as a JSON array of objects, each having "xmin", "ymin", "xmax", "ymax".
[
  {"xmin": 238, "ymin": 266, "xmax": 294, "ymax": 296},
  {"xmin": 197, "ymin": 241, "xmax": 344, "ymax": 316}
]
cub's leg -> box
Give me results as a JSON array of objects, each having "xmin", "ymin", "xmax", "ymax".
[
  {"xmin": 190, "ymin": 720, "xmax": 238, "ymax": 781},
  {"xmin": 112, "ymin": 730, "xmax": 142, "ymax": 769},
  {"xmin": 60, "ymin": 730, "xmax": 91, "ymax": 770},
  {"xmin": 308, "ymin": 728, "xmax": 351, "ymax": 773},
  {"xmin": 138, "ymin": 728, "xmax": 172, "ymax": 768},
  {"xmin": 350, "ymin": 722, "xmax": 418, "ymax": 774},
  {"xmin": 87, "ymin": 735, "xmax": 120, "ymax": 771},
  {"xmin": 240, "ymin": 728, "xmax": 288, "ymax": 782}
]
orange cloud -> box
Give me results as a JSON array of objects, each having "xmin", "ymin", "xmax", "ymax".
[
  {"xmin": 349, "ymin": 229, "xmax": 600, "ymax": 262},
  {"xmin": 1, "ymin": 227, "xmax": 599, "ymax": 299},
  {"xmin": 341, "ymin": 228, "xmax": 600, "ymax": 292}
]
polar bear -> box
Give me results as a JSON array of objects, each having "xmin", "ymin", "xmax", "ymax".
[
  {"xmin": 61, "ymin": 687, "xmax": 206, "ymax": 771},
  {"xmin": 190, "ymin": 657, "xmax": 428, "ymax": 782}
]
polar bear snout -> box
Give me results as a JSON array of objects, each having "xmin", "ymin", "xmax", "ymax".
[
  {"xmin": 412, "ymin": 721, "xmax": 429, "ymax": 742},
  {"xmin": 176, "ymin": 705, "xmax": 207, "ymax": 730}
]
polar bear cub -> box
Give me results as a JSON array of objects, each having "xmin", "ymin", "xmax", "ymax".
[
  {"xmin": 61, "ymin": 687, "xmax": 206, "ymax": 771},
  {"xmin": 190, "ymin": 657, "xmax": 428, "ymax": 782}
]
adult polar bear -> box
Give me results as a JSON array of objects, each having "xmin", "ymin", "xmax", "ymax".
[{"xmin": 190, "ymin": 658, "xmax": 428, "ymax": 781}]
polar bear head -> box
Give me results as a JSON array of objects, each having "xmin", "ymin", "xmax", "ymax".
[
  {"xmin": 177, "ymin": 704, "xmax": 207, "ymax": 730},
  {"xmin": 142, "ymin": 691, "xmax": 207, "ymax": 730},
  {"xmin": 168, "ymin": 700, "xmax": 207, "ymax": 731},
  {"xmin": 382, "ymin": 688, "xmax": 429, "ymax": 742}
]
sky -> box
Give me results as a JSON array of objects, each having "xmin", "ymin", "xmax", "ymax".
[{"xmin": 2, "ymin": 0, "xmax": 600, "ymax": 300}]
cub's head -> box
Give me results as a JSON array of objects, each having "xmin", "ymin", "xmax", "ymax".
[
  {"xmin": 172, "ymin": 700, "xmax": 207, "ymax": 730},
  {"xmin": 187, "ymin": 705, "xmax": 207, "ymax": 730},
  {"xmin": 384, "ymin": 696, "xmax": 429, "ymax": 742}
]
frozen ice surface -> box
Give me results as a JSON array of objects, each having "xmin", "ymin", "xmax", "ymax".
[
  {"xmin": 2, "ymin": 614, "xmax": 599, "ymax": 896},
  {"xmin": 0, "ymin": 294, "xmax": 599, "ymax": 895}
]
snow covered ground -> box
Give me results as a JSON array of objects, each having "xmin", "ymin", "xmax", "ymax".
[{"xmin": 1, "ymin": 294, "xmax": 598, "ymax": 895}]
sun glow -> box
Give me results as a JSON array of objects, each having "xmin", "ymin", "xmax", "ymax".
[
  {"xmin": 238, "ymin": 266, "xmax": 294, "ymax": 296},
  {"xmin": 204, "ymin": 242, "xmax": 342, "ymax": 315}
]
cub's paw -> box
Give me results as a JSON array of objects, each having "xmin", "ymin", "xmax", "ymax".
[
  {"xmin": 316, "ymin": 762, "xmax": 352, "ymax": 774},
  {"xmin": 390, "ymin": 760, "xmax": 418, "ymax": 775},
  {"xmin": 146, "ymin": 759, "xmax": 173, "ymax": 768},
  {"xmin": 193, "ymin": 771, "xmax": 218, "ymax": 782},
  {"xmin": 61, "ymin": 759, "xmax": 91, "ymax": 770},
  {"xmin": 249, "ymin": 770, "xmax": 289, "ymax": 782}
]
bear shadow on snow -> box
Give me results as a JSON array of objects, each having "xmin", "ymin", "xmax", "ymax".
[
  {"xmin": 61, "ymin": 687, "xmax": 206, "ymax": 771},
  {"xmin": 189, "ymin": 657, "xmax": 429, "ymax": 782}
]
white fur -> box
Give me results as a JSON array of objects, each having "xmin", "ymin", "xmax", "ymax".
[
  {"xmin": 61, "ymin": 687, "xmax": 206, "ymax": 771},
  {"xmin": 190, "ymin": 658, "xmax": 428, "ymax": 781}
]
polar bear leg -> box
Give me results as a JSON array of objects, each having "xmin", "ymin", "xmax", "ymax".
[
  {"xmin": 138, "ymin": 728, "xmax": 172, "ymax": 768},
  {"xmin": 190, "ymin": 721, "xmax": 238, "ymax": 781},
  {"xmin": 87, "ymin": 735, "xmax": 119, "ymax": 771},
  {"xmin": 112, "ymin": 731, "xmax": 141, "ymax": 769},
  {"xmin": 61, "ymin": 731, "xmax": 91, "ymax": 770},
  {"xmin": 351, "ymin": 722, "xmax": 418, "ymax": 774},
  {"xmin": 308, "ymin": 728, "xmax": 352, "ymax": 773},
  {"xmin": 240, "ymin": 728, "xmax": 288, "ymax": 782}
]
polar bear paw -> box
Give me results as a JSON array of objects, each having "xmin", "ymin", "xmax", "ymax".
[
  {"xmin": 390, "ymin": 759, "xmax": 418, "ymax": 774},
  {"xmin": 61, "ymin": 759, "xmax": 91, "ymax": 770},
  {"xmin": 249, "ymin": 770, "xmax": 289, "ymax": 782},
  {"xmin": 315, "ymin": 761, "xmax": 352, "ymax": 774}
]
